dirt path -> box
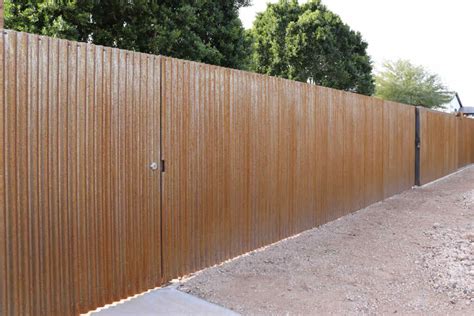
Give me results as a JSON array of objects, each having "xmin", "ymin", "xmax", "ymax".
[{"xmin": 179, "ymin": 166, "xmax": 474, "ymax": 315}]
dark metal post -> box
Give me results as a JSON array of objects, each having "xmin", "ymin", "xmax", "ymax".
[
  {"xmin": 415, "ymin": 107, "xmax": 421, "ymax": 185},
  {"xmin": 455, "ymin": 92, "xmax": 464, "ymax": 109}
]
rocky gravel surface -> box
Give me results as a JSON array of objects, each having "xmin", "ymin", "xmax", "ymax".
[
  {"xmin": 423, "ymin": 217, "xmax": 473, "ymax": 304},
  {"xmin": 179, "ymin": 166, "xmax": 474, "ymax": 315}
]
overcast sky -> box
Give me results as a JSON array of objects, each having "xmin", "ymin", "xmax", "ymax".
[{"xmin": 240, "ymin": 0, "xmax": 474, "ymax": 108}]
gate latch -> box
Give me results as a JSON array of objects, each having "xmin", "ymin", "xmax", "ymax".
[{"xmin": 150, "ymin": 160, "xmax": 165, "ymax": 172}]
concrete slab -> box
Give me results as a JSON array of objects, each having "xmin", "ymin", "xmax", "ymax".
[{"xmin": 90, "ymin": 286, "xmax": 239, "ymax": 316}]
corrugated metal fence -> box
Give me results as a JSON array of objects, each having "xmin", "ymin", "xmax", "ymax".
[
  {"xmin": 161, "ymin": 57, "xmax": 415, "ymax": 280},
  {"xmin": 418, "ymin": 107, "xmax": 474, "ymax": 184},
  {"xmin": 1, "ymin": 30, "xmax": 473, "ymax": 315},
  {"xmin": 458, "ymin": 115, "xmax": 474, "ymax": 167}
]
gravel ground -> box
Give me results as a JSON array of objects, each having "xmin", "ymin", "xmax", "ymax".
[{"xmin": 179, "ymin": 165, "xmax": 474, "ymax": 315}]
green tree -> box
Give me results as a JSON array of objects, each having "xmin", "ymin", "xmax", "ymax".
[
  {"xmin": 5, "ymin": 0, "xmax": 252, "ymax": 70},
  {"xmin": 249, "ymin": 0, "xmax": 374, "ymax": 95},
  {"xmin": 4, "ymin": 0, "xmax": 91, "ymax": 39},
  {"xmin": 375, "ymin": 60, "xmax": 453, "ymax": 108}
]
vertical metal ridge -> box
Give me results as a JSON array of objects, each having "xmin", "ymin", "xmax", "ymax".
[
  {"xmin": 16, "ymin": 31, "xmax": 29, "ymax": 315},
  {"xmin": 53, "ymin": 36, "xmax": 63, "ymax": 315},
  {"xmin": 117, "ymin": 48, "xmax": 126, "ymax": 297},
  {"xmin": 0, "ymin": 28, "xmax": 6, "ymax": 316},
  {"xmin": 154, "ymin": 55, "xmax": 162, "ymax": 286},
  {"xmin": 109, "ymin": 47, "xmax": 118, "ymax": 298},
  {"xmin": 58, "ymin": 37, "xmax": 70, "ymax": 314},
  {"xmin": 30, "ymin": 32, "xmax": 38, "ymax": 315},
  {"xmin": 40, "ymin": 35, "xmax": 48, "ymax": 314},
  {"xmin": 49, "ymin": 36, "xmax": 61, "ymax": 315},
  {"xmin": 7, "ymin": 30, "xmax": 19, "ymax": 316},
  {"xmin": 137, "ymin": 51, "xmax": 144, "ymax": 289},
  {"xmin": 76, "ymin": 41, "xmax": 85, "ymax": 312},
  {"xmin": 102, "ymin": 46, "xmax": 112, "ymax": 304},
  {"xmin": 95, "ymin": 44, "xmax": 103, "ymax": 308},
  {"xmin": 131, "ymin": 52, "xmax": 138, "ymax": 294},
  {"xmin": 123, "ymin": 49, "xmax": 130, "ymax": 296}
]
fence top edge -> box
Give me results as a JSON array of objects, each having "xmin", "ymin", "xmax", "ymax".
[
  {"xmin": 1, "ymin": 28, "xmax": 162, "ymax": 60},
  {"xmin": 1, "ymin": 28, "xmax": 443, "ymax": 113},
  {"xmin": 416, "ymin": 106, "xmax": 459, "ymax": 118}
]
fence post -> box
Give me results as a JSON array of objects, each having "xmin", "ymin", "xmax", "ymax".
[{"xmin": 415, "ymin": 107, "xmax": 421, "ymax": 185}]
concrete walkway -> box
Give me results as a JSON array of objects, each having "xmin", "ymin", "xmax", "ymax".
[{"xmin": 90, "ymin": 286, "xmax": 239, "ymax": 316}]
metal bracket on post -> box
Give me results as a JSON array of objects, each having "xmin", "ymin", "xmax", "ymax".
[
  {"xmin": 160, "ymin": 159, "xmax": 165, "ymax": 173},
  {"xmin": 415, "ymin": 107, "xmax": 421, "ymax": 186}
]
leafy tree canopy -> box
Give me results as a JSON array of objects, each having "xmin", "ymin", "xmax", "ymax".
[
  {"xmin": 249, "ymin": 0, "xmax": 374, "ymax": 95},
  {"xmin": 5, "ymin": 0, "xmax": 252, "ymax": 70},
  {"xmin": 375, "ymin": 60, "xmax": 453, "ymax": 108}
]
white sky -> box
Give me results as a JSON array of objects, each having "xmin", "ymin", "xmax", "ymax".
[{"xmin": 240, "ymin": 0, "xmax": 474, "ymax": 108}]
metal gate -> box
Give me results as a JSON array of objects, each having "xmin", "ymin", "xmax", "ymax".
[{"xmin": 0, "ymin": 30, "xmax": 162, "ymax": 315}]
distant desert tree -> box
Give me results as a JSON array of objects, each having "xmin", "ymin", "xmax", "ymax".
[{"xmin": 375, "ymin": 60, "xmax": 453, "ymax": 108}]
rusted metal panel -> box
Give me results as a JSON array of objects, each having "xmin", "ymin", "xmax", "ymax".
[
  {"xmin": 381, "ymin": 101, "xmax": 415, "ymax": 197},
  {"xmin": 364, "ymin": 97, "xmax": 384, "ymax": 205},
  {"xmin": 315, "ymin": 85, "xmax": 328, "ymax": 225},
  {"xmin": 458, "ymin": 116, "xmax": 474, "ymax": 167},
  {"xmin": 419, "ymin": 108, "xmax": 462, "ymax": 185},
  {"xmin": 401, "ymin": 105, "xmax": 416, "ymax": 191},
  {"xmin": 343, "ymin": 92, "xmax": 366, "ymax": 214},
  {"xmin": 0, "ymin": 30, "xmax": 162, "ymax": 315},
  {"xmin": 328, "ymin": 88, "xmax": 345, "ymax": 221},
  {"xmin": 161, "ymin": 57, "xmax": 417, "ymax": 283}
]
